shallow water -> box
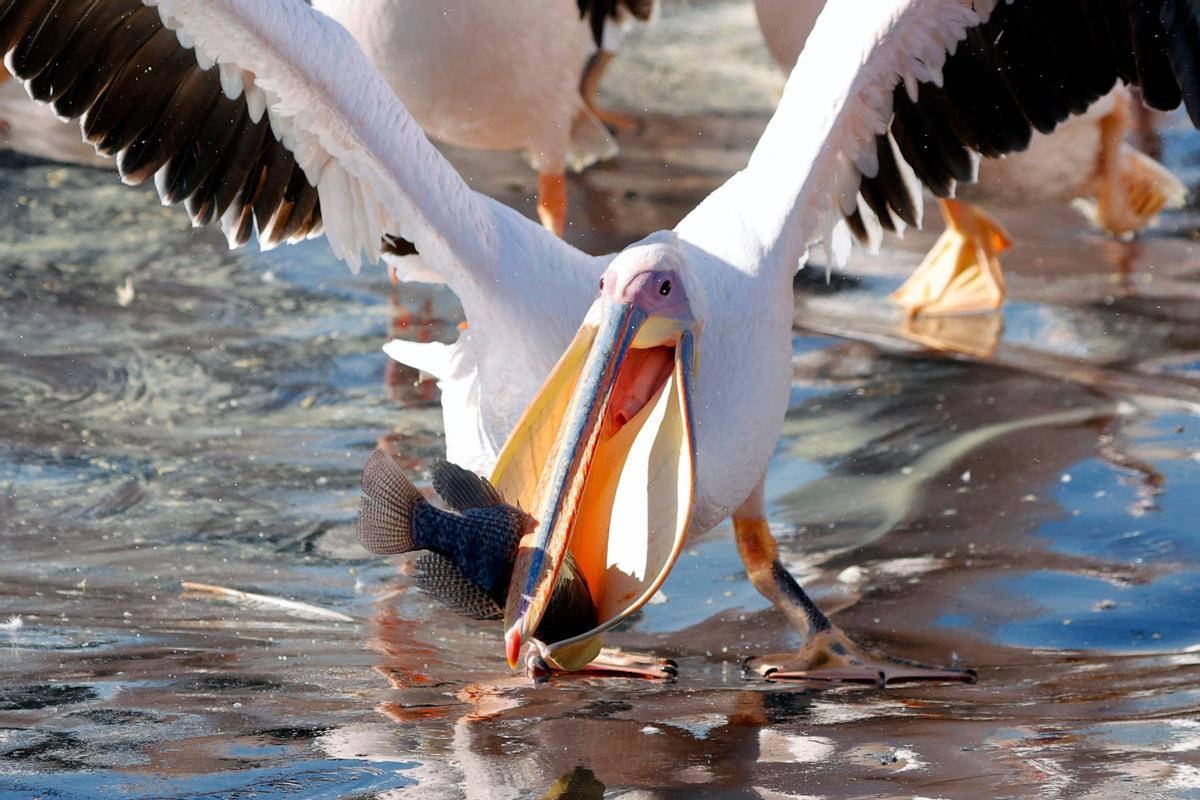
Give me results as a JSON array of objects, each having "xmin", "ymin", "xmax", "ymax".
[{"xmin": 3, "ymin": 2, "xmax": 1200, "ymax": 799}]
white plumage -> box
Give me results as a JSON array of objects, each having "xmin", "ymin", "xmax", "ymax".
[{"xmin": 742, "ymin": 0, "xmax": 996, "ymax": 258}]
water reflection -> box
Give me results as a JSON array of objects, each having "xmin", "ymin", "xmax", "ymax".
[
  {"xmin": 540, "ymin": 767, "xmax": 605, "ymax": 800},
  {"xmin": 899, "ymin": 311, "xmax": 1003, "ymax": 358}
]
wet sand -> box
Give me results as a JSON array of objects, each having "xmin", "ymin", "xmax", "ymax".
[{"xmin": 2, "ymin": 1, "xmax": 1200, "ymax": 798}]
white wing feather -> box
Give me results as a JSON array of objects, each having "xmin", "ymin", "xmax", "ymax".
[{"xmin": 676, "ymin": 0, "xmax": 999, "ymax": 275}]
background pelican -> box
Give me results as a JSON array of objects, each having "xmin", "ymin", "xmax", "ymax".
[
  {"xmin": 0, "ymin": 64, "xmax": 108, "ymax": 165},
  {"xmin": 310, "ymin": 0, "xmax": 652, "ymax": 238},
  {"xmin": 754, "ymin": 0, "xmax": 1188, "ymax": 317},
  {"xmin": 0, "ymin": 2, "xmax": 654, "ymax": 235},
  {"xmin": 5, "ymin": 0, "xmax": 1200, "ymax": 683}
]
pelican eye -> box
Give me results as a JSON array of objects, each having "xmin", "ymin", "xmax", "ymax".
[
  {"xmin": 659, "ymin": 280, "xmax": 672, "ymax": 296},
  {"xmin": 600, "ymin": 277, "xmax": 605, "ymax": 290}
]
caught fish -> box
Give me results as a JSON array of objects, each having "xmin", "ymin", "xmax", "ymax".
[{"xmin": 356, "ymin": 449, "xmax": 597, "ymax": 644}]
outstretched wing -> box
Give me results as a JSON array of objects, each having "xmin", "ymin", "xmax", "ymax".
[
  {"xmin": 0, "ymin": 0, "xmax": 596, "ymax": 312},
  {"xmin": 680, "ymin": 0, "xmax": 1200, "ymax": 272}
]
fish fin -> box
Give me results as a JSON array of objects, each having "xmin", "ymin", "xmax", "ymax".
[
  {"xmin": 414, "ymin": 553, "xmax": 503, "ymax": 620},
  {"xmin": 430, "ymin": 458, "xmax": 504, "ymax": 511},
  {"xmin": 536, "ymin": 554, "xmax": 599, "ymax": 644},
  {"xmin": 357, "ymin": 449, "xmax": 425, "ymax": 555}
]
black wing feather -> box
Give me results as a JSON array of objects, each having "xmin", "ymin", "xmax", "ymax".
[
  {"xmin": 843, "ymin": 0, "xmax": 1200, "ymax": 246},
  {"xmin": 27, "ymin": 0, "xmax": 142, "ymax": 104},
  {"xmin": 0, "ymin": 0, "xmax": 418, "ymax": 256}
]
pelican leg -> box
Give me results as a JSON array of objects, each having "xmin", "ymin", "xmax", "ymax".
[
  {"xmin": 735, "ymin": 480, "xmax": 975, "ymax": 687},
  {"xmin": 1085, "ymin": 93, "xmax": 1185, "ymax": 237},
  {"xmin": 0, "ymin": 67, "xmax": 10, "ymax": 136},
  {"xmin": 536, "ymin": 171, "xmax": 568, "ymax": 237},
  {"xmin": 890, "ymin": 199, "xmax": 1010, "ymax": 317},
  {"xmin": 526, "ymin": 645, "xmax": 677, "ymax": 682},
  {"xmin": 580, "ymin": 50, "xmax": 643, "ymax": 134}
]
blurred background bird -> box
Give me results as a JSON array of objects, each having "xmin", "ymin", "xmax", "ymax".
[{"xmin": 311, "ymin": 0, "xmax": 654, "ymax": 239}]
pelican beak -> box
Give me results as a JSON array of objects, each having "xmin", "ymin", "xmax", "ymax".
[{"xmin": 490, "ymin": 297, "xmax": 698, "ymax": 672}]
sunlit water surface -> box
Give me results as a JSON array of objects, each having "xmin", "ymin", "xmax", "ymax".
[{"xmin": 2, "ymin": 2, "xmax": 1200, "ymax": 798}]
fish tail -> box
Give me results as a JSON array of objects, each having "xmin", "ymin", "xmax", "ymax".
[{"xmin": 357, "ymin": 449, "xmax": 426, "ymax": 555}]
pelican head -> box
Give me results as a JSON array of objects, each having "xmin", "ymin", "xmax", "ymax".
[{"xmin": 489, "ymin": 233, "xmax": 704, "ymax": 673}]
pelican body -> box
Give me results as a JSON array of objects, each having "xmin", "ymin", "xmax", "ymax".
[
  {"xmin": 311, "ymin": 0, "xmax": 619, "ymax": 236},
  {"xmin": 312, "ymin": 1, "xmax": 594, "ymax": 171}
]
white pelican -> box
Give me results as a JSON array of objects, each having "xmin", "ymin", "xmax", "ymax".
[
  {"xmin": 5, "ymin": 0, "xmax": 1200, "ymax": 684},
  {"xmin": 309, "ymin": 0, "xmax": 651, "ymax": 238},
  {"xmin": 0, "ymin": 1, "xmax": 653, "ymax": 234},
  {"xmin": 756, "ymin": 0, "xmax": 1189, "ymax": 317}
]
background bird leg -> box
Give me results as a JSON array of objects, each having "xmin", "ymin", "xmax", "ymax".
[
  {"xmin": 0, "ymin": 66, "xmax": 9, "ymax": 136},
  {"xmin": 537, "ymin": 171, "xmax": 568, "ymax": 236},
  {"xmin": 890, "ymin": 198, "xmax": 1009, "ymax": 316},
  {"xmin": 580, "ymin": 50, "xmax": 643, "ymax": 134}
]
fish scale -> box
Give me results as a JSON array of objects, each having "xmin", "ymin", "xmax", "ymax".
[{"xmin": 410, "ymin": 502, "xmax": 526, "ymax": 602}]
